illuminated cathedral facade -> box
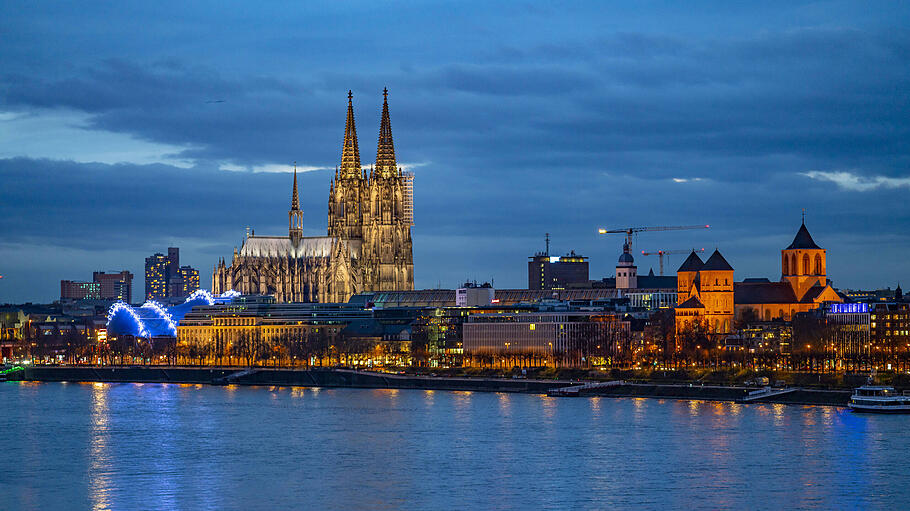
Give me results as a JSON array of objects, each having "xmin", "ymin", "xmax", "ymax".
[{"xmin": 212, "ymin": 90, "xmax": 415, "ymax": 303}]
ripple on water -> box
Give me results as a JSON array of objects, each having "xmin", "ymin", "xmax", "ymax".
[{"xmin": 1, "ymin": 383, "xmax": 907, "ymax": 510}]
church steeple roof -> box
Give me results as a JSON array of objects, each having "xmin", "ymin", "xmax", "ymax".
[
  {"xmin": 374, "ymin": 87, "xmax": 397, "ymax": 178},
  {"xmin": 702, "ymin": 249, "xmax": 734, "ymax": 271},
  {"xmin": 290, "ymin": 163, "xmax": 300, "ymax": 210},
  {"xmin": 677, "ymin": 250, "xmax": 704, "ymax": 272},
  {"xmin": 340, "ymin": 90, "xmax": 361, "ymax": 179},
  {"xmin": 786, "ymin": 222, "xmax": 821, "ymax": 250}
]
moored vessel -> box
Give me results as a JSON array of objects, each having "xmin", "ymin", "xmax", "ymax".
[{"xmin": 849, "ymin": 376, "xmax": 910, "ymax": 413}]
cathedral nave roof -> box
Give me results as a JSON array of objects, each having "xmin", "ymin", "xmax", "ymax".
[
  {"xmin": 733, "ymin": 281, "xmax": 798, "ymax": 304},
  {"xmin": 239, "ymin": 236, "xmax": 361, "ymax": 259}
]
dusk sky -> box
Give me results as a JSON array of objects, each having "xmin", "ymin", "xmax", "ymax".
[{"xmin": 2, "ymin": 1, "xmax": 909, "ymax": 303}]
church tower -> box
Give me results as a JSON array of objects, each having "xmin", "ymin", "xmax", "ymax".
[
  {"xmin": 781, "ymin": 220, "xmax": 827, "ymax": 301},
  {"xmin": 328, "ymin": 91, "xmax": 366, "ymax": 240},
  {"xmin": 289, "ymin": 164, "xmax": 303, "ymax": 244},
  {"xmin": 615, "ymin": 242, "xmax": 637, "ymax": 290},
  {"xmin": 362, "ymin": 88, "xmax": 414, "ymax": 291}
]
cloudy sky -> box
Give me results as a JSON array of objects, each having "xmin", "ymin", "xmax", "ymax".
[{"xmin": 1, "ymin": 1, "xmax": 909, "ymax": 303}]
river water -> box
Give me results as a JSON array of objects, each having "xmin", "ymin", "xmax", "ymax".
[{"xmin": 1, "ymin": 382, "xmax": 907, "ymax": 510}]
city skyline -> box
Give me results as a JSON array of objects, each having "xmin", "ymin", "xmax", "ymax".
[{"xmin": 2, "ymin": 1, "xmax": 910, "ymax": 302}]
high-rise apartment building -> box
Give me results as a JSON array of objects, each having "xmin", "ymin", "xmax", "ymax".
[
  {"xmin": 175, "ymin": 266, "xmax": 200, "ymax": 297},
  {"xmin": 146, "ymin": 248, "xmax": 198, "ymax": 301},
  {"xmin": 145, "ymin": 253, "xmax": 170, "ymax": 301}
]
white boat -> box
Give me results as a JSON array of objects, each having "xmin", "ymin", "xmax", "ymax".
[{"xmin": 849, "ymin": 382, "xmax": 910, "ymax": 413}]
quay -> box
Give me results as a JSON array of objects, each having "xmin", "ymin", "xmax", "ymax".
[{"xmin": 10, "ymin": 366, "xmax": 853, "ymax": 407}]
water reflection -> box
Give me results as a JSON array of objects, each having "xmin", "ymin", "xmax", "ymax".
[
  {"xmin": 497, "ymin": 392, "xmax": 512, "ymax": 417},
  {"xmin": 3, "ymin": 384, "xmax": 909, "ymax": 510},
  {"xmin": 89, "ymin": 383, "xmax": 111, "ymax": 511}
]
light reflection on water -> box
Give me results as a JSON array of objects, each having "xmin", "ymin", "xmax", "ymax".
[
  {"xmin": 89, "ymin": 383, "xmax": 111, "ymax": 511},
  {"xmin": 2, "ymin": 382, "xmax": 909, "ymax": 510}
]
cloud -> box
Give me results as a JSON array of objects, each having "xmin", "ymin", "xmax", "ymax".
[
  {"xmin": 0, "ymin": 109, "xmax": 197, "ymax": 167},
  {"xmin": 1, "ymin": 2, "xmax": 910, "ymax": 301},
  {"xmin": 220, "ymin": 162, "xmax": 331, "ymax": 173},
  {"xmin": 803, "ymin": 171, "xmax": 910, "ymax": 191}
]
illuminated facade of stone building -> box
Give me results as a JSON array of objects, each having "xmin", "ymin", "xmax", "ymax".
[
  {"xmin": 675, "ymin": 222, "xmax": 843, "ymax": 335},
  {"xmin": 675, "ymin": 249, "xmax": 735, "ymax": 334},
  {"xmin": 212, "ymin": 90, "xmax": 414, "ymax": 303}
]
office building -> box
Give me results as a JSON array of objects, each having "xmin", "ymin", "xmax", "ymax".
[
  {"xmin": 528, "ymin": 251, "xmax": 589, "ymax": 290},
  {"xmin": 93, "ymin": 271, "xmax": 133, "ymax": 302},
  {"xmin": 60, "ymin": 280, "xmax": 100, "ymax": 301},
  {"xmin": 61, "ymin": 270, "xmax": 133, "ymax": 302}
]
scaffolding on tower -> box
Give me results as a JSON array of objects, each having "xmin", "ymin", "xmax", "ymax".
[{"xmin": 402, "ymin": 170, "xmax": 415, "ymax": 225}]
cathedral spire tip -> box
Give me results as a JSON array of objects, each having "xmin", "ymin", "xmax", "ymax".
[
  {"xmin": 340, "ymin": 90, "xmax": 361, "ymax": 179},
  {"xmin": 374, "ymin": 87, "xmax": 397, "ymax": 178},
  {"xmin": 290, "ymin": 161, "xmax": 300, "ymax": 210}
]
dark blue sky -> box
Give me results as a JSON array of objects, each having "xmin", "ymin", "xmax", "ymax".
[{"xmin": 1, "ymin": 1, "xmax": 909, "ymax": 302}]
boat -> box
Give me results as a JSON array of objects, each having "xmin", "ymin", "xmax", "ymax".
[{"xmin": 848, "ymin": 375, "xmax": 910, "ymax": 413}]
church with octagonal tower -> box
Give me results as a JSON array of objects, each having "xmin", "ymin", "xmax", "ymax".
[{"xmin": 212, "ymin": 90, "xmax": 415, "ymax": 303}]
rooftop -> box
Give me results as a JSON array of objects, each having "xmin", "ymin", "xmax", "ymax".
[{"xmin": 786, "ymin": 222, "xmax": 822, "ymax": 250}]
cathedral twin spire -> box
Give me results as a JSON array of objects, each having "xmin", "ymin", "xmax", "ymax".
[
  {"xmin": 339, "ymin": 90, "xmax": 362, "ymax": 180},
  {"xmin": 375, "ymin": 87, "xmax": 398, "ymax": 178},
  {"xmin": 335, "ymin": 89, "xmax": 398, "ymax": 181}
]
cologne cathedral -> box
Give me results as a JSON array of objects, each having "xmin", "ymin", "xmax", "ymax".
[{"xmin": 212, "ymin": 90, "xmax": 415, "ymax": 303}]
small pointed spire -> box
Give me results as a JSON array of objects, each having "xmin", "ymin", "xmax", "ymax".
[
  {"xmin": 375, "ymin": 87, "xmax": 397, "ymax": 178},
  {"xmin": 291, "ymin": 161, "xmax": 300, "ymax": 210},
  {"xmin": 340, "ymin": 90, "xmax": 361, "ymax": 179}
]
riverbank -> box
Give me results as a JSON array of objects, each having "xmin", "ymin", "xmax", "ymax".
[
  {"xmin": 14, "ymin": 366, "xmax": 573, "ymax": 394},
  {"xmin": 9, "ymin": 366, "xmax": 854, "ymax": 406}
]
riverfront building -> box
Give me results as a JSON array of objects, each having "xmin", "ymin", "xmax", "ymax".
[
  {"xmin": 178, "ymin": 299, "xmax": 369, "ymax": 348},
  {"xmin": 463, "ymin": 311, "xmax": 630, "ymax": 367}
]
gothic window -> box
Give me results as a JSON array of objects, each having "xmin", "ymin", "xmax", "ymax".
[
  {"xmin": 790, "ymin": 254, "xmax": 797, "ymax": 275},
  {"xmin": 782, "ymin": 255, "xmax": 789, "ymax": 274},
  {"xmin": 802, "ymin": 254, "xmax": 810, "ymax": 275},
  {"xmin": 814, "ymin": 254, "xmax": 823, "ymax": 275}
]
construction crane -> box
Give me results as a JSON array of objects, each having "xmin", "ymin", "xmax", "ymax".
[
  {"xmin": 597, "ymin": 225, "xmax": 710, "ymax": 253},
  {"xmin": 641, "ymin": 248, "xmax": 705, "ymax": 276}
]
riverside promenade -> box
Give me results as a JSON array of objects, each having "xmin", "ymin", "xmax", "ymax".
[{"xmin": 12, "ymin": 366, "xmax": 853, "ymax": 406}]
